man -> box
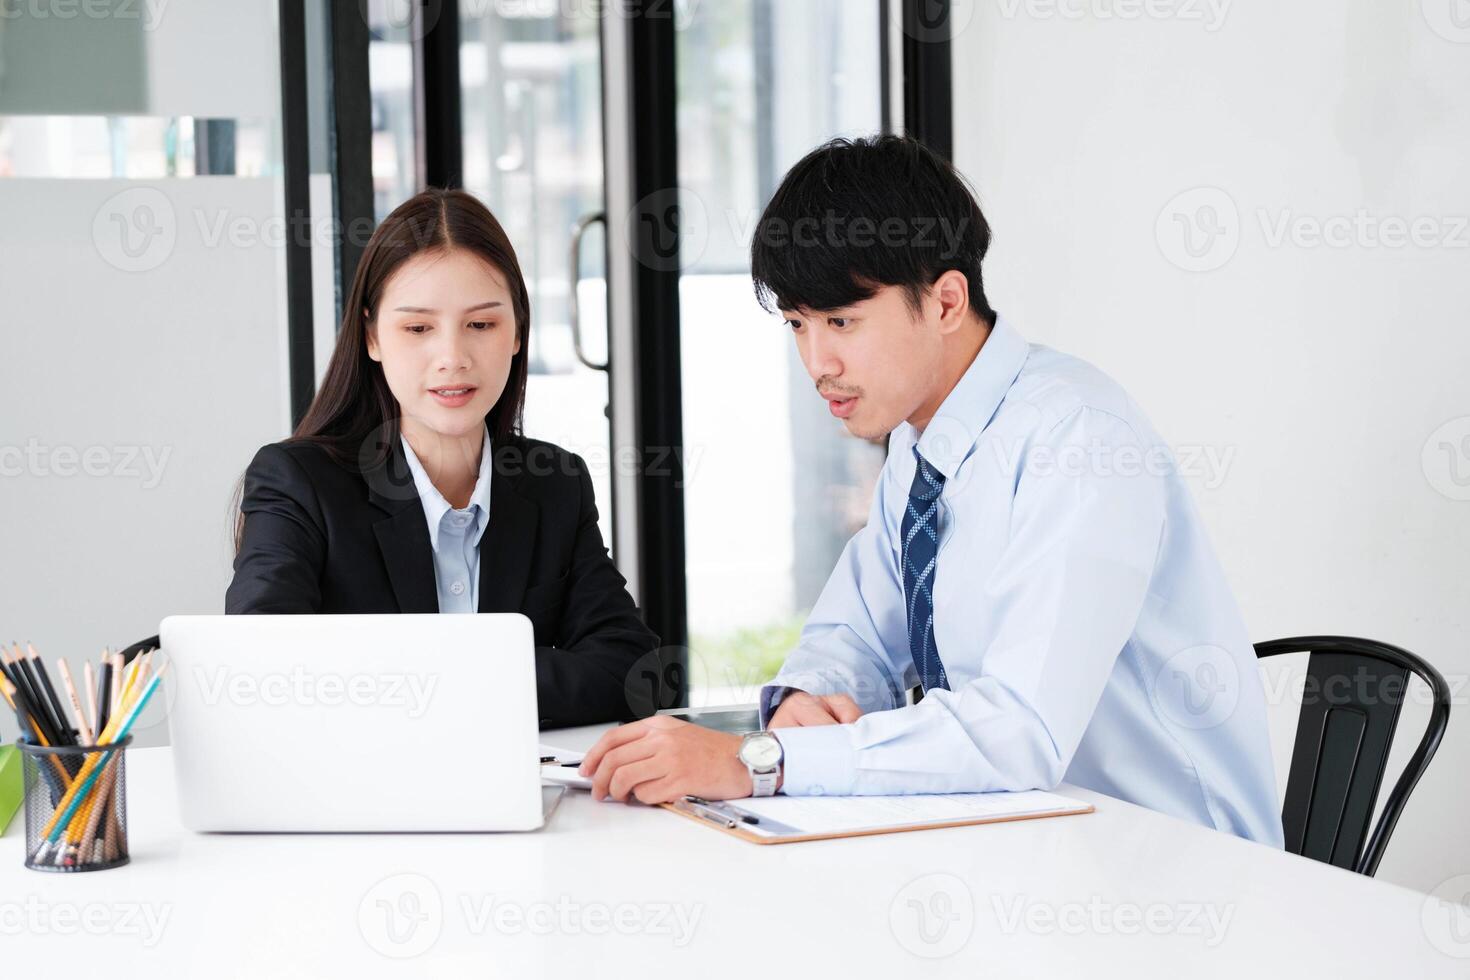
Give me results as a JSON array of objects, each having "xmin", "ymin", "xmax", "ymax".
[{"xmin": 581, "ymin": 135, "xmax": 1283, "ymax": 846}]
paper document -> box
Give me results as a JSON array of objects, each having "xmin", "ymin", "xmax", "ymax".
[
  {"xmin": 725, "ymin": 789, "xmax": 1091, "ymax": 837},
  {"xmin": 539, "ymin": 743, "xmax": 592, "ymax": 790}
]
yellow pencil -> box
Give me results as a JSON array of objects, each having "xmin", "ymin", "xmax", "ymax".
[
  {"xmin": 54, "ymin": 659, "xmax": 156, "ymax": 845},
  {"xmin": 0, "ymin": 673, "xmax": 73, "ymax": 786},
  {"xmin": 108, "ymin": 650, "xmax": 122, "ymax": 717}
]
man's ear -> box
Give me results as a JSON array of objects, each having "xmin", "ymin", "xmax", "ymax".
[
  {"xmin": 932, "ymin": 270, "xmax": 971, "ymax": 336},
  {"xmin": 364, "ymin": 309, "xmax": 381, "ymax": 362}
]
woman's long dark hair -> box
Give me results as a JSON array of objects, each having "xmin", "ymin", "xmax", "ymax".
[{"xmin": 232, "ymin": 188, "xmax": 531, "ymax": 552}]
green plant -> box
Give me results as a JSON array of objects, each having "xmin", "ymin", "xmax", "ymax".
[{"xmin": 689, "ymin": 614, "xmax": 807, "ymax": 694}]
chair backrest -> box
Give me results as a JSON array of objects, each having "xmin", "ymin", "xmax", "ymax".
[
  {"xmin": 118, "ymin": 635, "xmax": 159, "ymax": 666},
  {"xmin": 1256, "ymin": 635, "xmax": 1450, "ymax": 876}
]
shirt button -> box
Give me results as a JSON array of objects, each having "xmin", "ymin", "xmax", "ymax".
[
  {"xmin": 450, "ymin": 581, "xmax": 465, "ymax": 596},
  {"xmin": 453, "ymin": 513, "xmax": 470, "ymax": 526}
]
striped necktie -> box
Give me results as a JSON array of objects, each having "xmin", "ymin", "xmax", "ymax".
[{"xmin": 902, "ymin": 446, "xmax": 949, "ymax": 692}]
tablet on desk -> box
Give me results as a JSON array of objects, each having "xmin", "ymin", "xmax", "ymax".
[{"xmin": 656, "ymin": 705, "xmax": 761, "ymax": 734}]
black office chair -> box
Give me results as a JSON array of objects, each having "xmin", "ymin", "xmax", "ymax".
[
  {"xmin": 118, "ymin": 635, "xmax": 160, "ymax": 666},
  {"xmin": 1256, "ymin": 635, "xmax": 1450, "ymax": 876}
]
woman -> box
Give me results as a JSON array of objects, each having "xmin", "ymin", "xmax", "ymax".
[{"xmin": 227, "ymin": 188, "xmax": 657, "ymax": 728}]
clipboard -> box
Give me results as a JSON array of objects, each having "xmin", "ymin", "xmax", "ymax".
[{"xmin": 661, "ymin": 789, "xmax": 1095, "ymax": 845}]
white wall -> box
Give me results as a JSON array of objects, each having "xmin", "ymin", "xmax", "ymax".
[
  {"xmin": 0, "ymin": 177, "xmax": 291, "ymax": 746},
  {"xmin": 952, "ymin": 0, "xmax": 1470, "ymax": 894}
]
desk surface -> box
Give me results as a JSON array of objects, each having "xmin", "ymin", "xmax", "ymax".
[{"xmin": 2, "ymin": 724, "xmax": 1463, "ymax": 977}]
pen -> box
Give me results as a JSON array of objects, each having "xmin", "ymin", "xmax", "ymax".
[
  {"xmin": 95, "ymin": 649, "xmax": 112, "ymax": 734},
  {"xmin": 681, "ymin": 797, "xmax": 736, "ymax": 829},
  {"xmin": 683, "ymin": 796, "xmax": 760, "ymax": 826}
]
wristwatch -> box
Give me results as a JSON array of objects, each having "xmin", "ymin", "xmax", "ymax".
[{"xmin": 738, "ymin": 731, "xmax": 784, "ymax": 797}]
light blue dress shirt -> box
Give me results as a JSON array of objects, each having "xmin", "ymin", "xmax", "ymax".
[
  {"xmin": 400, "ymin": 428, "xmax": 494, "ymax": 614},
  {"xmin": 761, "ymin": 316, "xmax": 1285, "ymax": 847}
]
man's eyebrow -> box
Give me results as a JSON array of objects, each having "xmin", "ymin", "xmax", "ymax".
[{"xmin": 391, "ymin": 300, "xmax": 504, "ymax": 314}]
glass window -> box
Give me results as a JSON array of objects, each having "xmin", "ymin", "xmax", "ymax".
[
  {"xmin": 677, "ymin": 1, "xmax": 888, "ymax": 704},
  {"xmin": 365, "ymin": 0, "xmax": 419, "ymax": 218},
  {"xmin": 460, "ymin": 3, "xmax": 613, "ymax": 547}
]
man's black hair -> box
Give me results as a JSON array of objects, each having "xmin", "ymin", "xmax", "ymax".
[{"xmin": 750, "ymin": 134, "xmax": 995, "ymax": 325}]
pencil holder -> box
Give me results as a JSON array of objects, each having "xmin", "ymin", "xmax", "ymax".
[{"xmin": 18, "ymin": 735, "xmax": 132, "ymax": 872}]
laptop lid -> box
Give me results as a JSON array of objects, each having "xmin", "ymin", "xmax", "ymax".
[{"xmin": 160, "ymin": 613, "xmax": 542, "ymax": 832}]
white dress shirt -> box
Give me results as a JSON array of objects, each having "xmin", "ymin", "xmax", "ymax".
[
  {"xmin": 761, "ymin": 315, "xmax": 1284, "ymax": 846},
  {"xmin": 400, "ymin": 427, "xmax": 494, "ymax": 614}
]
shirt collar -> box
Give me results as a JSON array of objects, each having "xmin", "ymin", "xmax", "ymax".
[
  {"xmin": 399, "ymin": 426, "xmax": 494, "ymax": 552},
  {"xmin": 904, "ymin": 314, "xmax": 1030, "ymax": 481}
]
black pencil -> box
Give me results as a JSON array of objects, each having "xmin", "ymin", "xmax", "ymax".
[
  {"xmin": 26, "ymin": 643, "xmax": 75, "ymax": 746},
  {"xmin": 6, "ymin": 646, "xmax": 63, "ymax": 747},
  {"xmin": 95, "ymin": 649, "xmax": 113, "ymax": 734},
  {"xmin": 0, "ymin": 673, "xmax": 66, "ymax": 807}
]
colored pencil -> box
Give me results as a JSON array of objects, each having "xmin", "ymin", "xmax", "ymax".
[
  {"xmin": 27, "ymin": 643, "xmax": 74, "ymax": 745},
  {"xmin": 36, "ymin": 664, "xmax": 167, "ymax": 852},
  {"xmin": 57, "ymin": 658, "xmax": 95, "ymax": 746}
]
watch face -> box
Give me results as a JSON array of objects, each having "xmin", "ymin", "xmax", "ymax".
[{"xmin": 741, "ymin": 734, "xmax": 782, "ymax": 770}]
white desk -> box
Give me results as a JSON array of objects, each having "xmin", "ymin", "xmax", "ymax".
[{"xmin": 1, "ymin": 724, "xmax": 1463, "ymax": 977}]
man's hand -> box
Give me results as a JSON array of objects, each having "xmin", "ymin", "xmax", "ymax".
[
  {"xmin": 579, "ymin": 716, "xmax": 752, "ymax": 804},
  {"xmin": 768, "ymin": 690, "xmax": 863, "ymax": 729}
]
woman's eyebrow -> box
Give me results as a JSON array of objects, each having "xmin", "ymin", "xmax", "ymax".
[{"xmin": 391, "ymin": 300, "xmax": 504, "ymax": 314}]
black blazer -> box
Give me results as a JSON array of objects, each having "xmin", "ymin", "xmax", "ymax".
[{"xmin": 225, "ymin": 433, "xmax": 659, "ymax": 728}]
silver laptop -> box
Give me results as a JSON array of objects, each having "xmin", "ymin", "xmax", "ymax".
[{"xmin": 160, "ymin": 614, "xmax": 553, "ymax": 832}]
